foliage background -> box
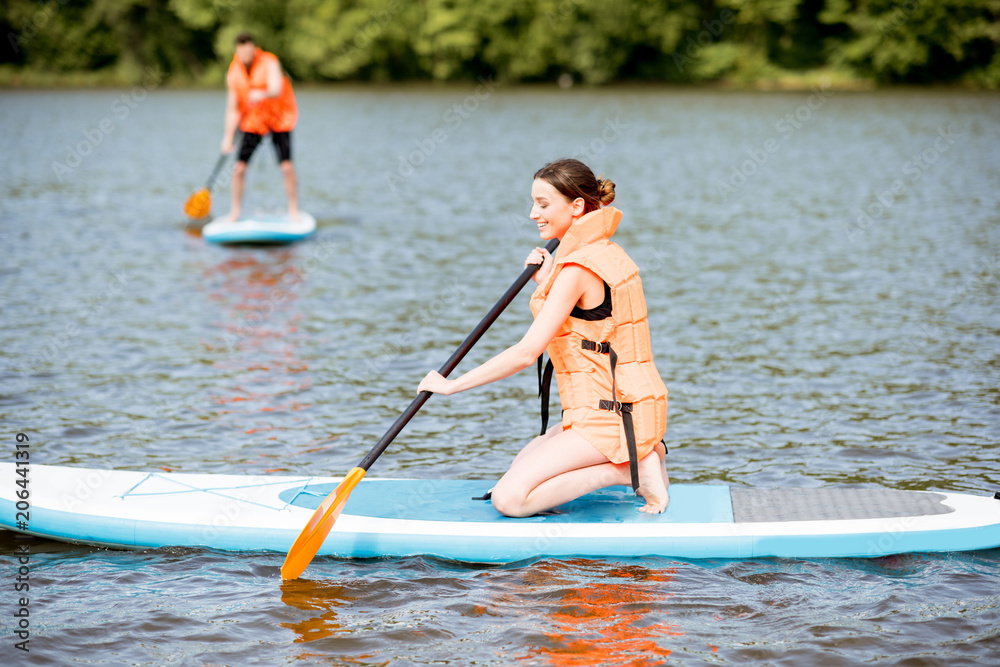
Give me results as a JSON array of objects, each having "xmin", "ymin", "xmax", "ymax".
[{"xmin": 2, "ymin": 0, "xmax": 998, "ymax": 87}]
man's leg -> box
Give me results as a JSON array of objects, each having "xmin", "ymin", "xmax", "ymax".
[
  {"xmin": 272, "ymin": 132, "xmax": 298, "ymax": 220},
  {"xmin": 281, "ymin": 161, "xmax": 298, "ymax": 220},
  {"xmin": 229, "ymin": 132, "xmax": 263, "ymax": 221},
  {"xmin": 229, "ymin": 161, "xmax": 247, "ymax": 222}
]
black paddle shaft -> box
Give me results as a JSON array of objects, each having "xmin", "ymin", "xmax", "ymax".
[
  {"xmin": 358, "ymin": 238, "xmax": 559, "ymax": 471},
  {"xmin": 205, "ymin": 131, "xmax": 242, "ymax": 189}
]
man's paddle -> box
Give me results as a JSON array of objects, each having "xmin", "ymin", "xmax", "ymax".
[
  {"xmin": 183, "ymin": 132, "xmax": 241, "ymax": 219},
  {"xmin": 281, "ymin": 237, "xmax": 560, "ymax": 581}
]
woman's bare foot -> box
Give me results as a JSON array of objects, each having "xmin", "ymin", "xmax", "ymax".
[{"xmin": 636, "ymin": 451, "xmax": 669, "ymax": 514}]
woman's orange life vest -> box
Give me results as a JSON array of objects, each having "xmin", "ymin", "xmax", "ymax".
[
  {"xmin": 529, "ymin": 206, "xmax": 668, "ymax": 468},
  {"xmin": 227, "ymin": 48, "xmax": 298, "ymax": 135}
]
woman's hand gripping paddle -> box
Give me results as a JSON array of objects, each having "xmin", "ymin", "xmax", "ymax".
[
  {"xmin": 183, "ymin": 132, "xmax": 241, "ymax": 220},
  {"xmin": 281, "ymin": 238, "xmax": 560, "ymax": 581}
]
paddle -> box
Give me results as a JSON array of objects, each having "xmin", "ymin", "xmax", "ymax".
[
  {"xmin": 281, "ymin": 237, "xmax": 560, "ymax": 580},
  {"xmin": 183, "ymin": 131, "xmax": 241, "ymax": 219}
]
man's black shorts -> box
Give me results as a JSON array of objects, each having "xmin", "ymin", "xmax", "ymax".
[{"xmin": 238, "ymin": 131, "xmax": 292, "ymax": 163}]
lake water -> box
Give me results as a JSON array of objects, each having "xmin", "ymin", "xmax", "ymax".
[{"xmin": 1, "ymin": 84, "xmax": 998, "ymax": 664}]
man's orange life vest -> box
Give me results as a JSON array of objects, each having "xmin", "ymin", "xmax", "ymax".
[
  {"xmin": 530, "ymin": 207, "xmax": 668, "ymax": 483},
  {"xmin": 227, "ymin": 48, "xmax": 298, "ymax": 135}
]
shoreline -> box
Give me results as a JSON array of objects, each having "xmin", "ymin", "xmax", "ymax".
[{"xmin": 2, "ymin": 68, "xmax": 997, "ymax": 93}]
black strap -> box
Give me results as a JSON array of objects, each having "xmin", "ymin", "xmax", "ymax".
[
  {"xmin": 581, "ymin": 340, "xmax": 611, "ymax": 353},
  {"xmin": 535, "ymin": 338, "xmax": 655, "ymax": 493},
  {"xmin": 537, "ymin": 355, "xmax": 554, "ymax": 436},
  {"xmin": 596, "ymin": 405, "xmax": 668, "ymax": 456},
  {"xmin": 621, "ymin": 408, "xmax": 640, "ymax": 492},
  {"xmin": 587, "ymin": 339, "xmax": 639, "ymax": 493},
  {"xmin": 598, "ymin": 400, "xmax": 639, "ymax": 492}
]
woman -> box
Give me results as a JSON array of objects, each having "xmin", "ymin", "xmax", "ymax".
[{"xmin": 418, "ymin": 159, "xmax": 669, "ymax": 517}]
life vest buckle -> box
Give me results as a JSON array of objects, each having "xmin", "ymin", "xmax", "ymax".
[{"xmin": 582, "ymin": 339, "xmax": 611, "ymax": 354}]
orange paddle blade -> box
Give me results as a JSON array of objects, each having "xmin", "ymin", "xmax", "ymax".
[
  {"xmin": 184, "ymin": 188, "xmax": 211, "ymax": 219},
  {"xmin": 281, "ymin": 466, "xmax": 367, "ymax": 581}
]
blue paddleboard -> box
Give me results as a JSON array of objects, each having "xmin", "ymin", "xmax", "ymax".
[
  {"xmin": 202, "ymin": 211, "xmax": 316, "ymax": 245},
  {"xmin": 2, "ymin": 464, "xmax": 998, "ymax": 562}
]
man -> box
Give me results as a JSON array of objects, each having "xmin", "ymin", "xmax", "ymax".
[{"xmin": 221, "ymin": 32, "xmax": 299, "ymax": 221}]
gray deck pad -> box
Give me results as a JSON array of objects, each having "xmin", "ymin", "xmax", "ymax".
[{"xmin": 731, "ymin": 487, "xmax": 953, "ymax": 523}]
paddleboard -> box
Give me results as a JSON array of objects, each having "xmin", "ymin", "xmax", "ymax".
[
  {"xmin": 202, "ymin": 211, "xmax": 316, "ymax": 245},
  {"xmin": 2, "ymin": 464, "xmax": 998, "ymax": 562}
]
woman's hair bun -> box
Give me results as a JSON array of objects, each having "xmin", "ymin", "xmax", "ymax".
[
  {"xmin": 533, "ymin": 159, "xmax": 614, "ymax": 213},
  {"xmin": 596, "ymin": 176, "xmax": 616, "ymax": 206}
]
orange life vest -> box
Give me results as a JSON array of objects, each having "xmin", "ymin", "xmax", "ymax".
[
  {"xmin": 227, "ymin": 48, "xmax": 298, "ymax": 135},
  {"xmin": 530, "ymin": 207, "xmax": 668, "ymax": 480}
]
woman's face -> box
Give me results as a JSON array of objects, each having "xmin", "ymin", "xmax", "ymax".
[{"xmin": 530, "ymin": 178, "xmax": 584, "ymax": 240}]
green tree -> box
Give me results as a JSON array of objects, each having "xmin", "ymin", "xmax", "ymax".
[
  {"xmin": 821, "ymin": 0, "xmax": 1000, "ymax": 86},
  {"xmin": 2, "ymin": 0, "xmax": 997, "ymax": 87}
]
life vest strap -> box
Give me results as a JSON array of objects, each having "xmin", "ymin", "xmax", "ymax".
[
  {"xmin": 536, "ymin": 355, "xmax": 555, "ymax": 436},
  {"xmin": 536, "ymin": 339, "xmax": 655, "ymax": 494},
  {"xmin": 597, "ymin": 399, "xmax": 640, "ymax": 492},
  {"xmin": 584, "ymin": 339, "xmax": 640, "ymax": 493},
  {"xmin": 581, "ymin": 339, "xmax": 611, "ymax": 354}
]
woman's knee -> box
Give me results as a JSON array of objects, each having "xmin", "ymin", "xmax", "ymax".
[{"xmin": 490, "ymin": 484, "xmax": 531, "ymax": 518}]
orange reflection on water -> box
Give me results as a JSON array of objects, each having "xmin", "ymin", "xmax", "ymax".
[
  {"xmin": 279, "ymin": 579, "xmax": 351, "ymax": 644},
  {"xmin": 198, "ymin": 250, "xmax": 315, "ymax": 466},
  {"xmin": 518, "ymin": 561, "xmax": 681, "ymax": 666},
  {"xmin": 279, "ymin": 580, "xmax": 391, "ymax": 666}
]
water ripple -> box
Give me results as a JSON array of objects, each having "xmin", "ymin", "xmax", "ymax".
[{"xmin": 1, "ymin": 88, "xmax": 998, "ymax": 664}]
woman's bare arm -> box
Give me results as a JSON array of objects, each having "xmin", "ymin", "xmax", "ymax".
[{"xmin": 418, "ymin": 264, "xmax": 602, "ymax": 395}]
